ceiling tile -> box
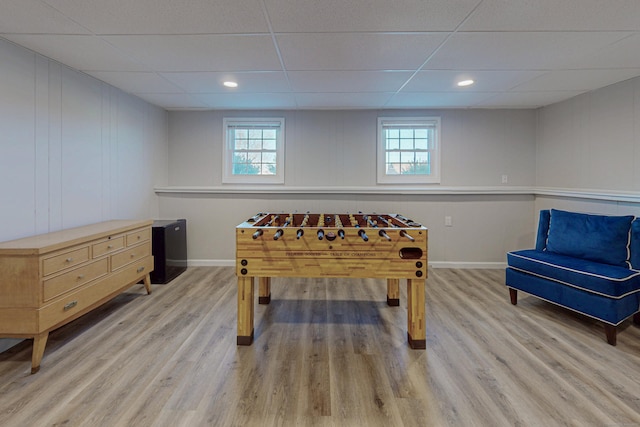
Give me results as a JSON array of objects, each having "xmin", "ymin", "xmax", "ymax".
[
  {"xmin": 475, "ymin": 91, "xmax": 586, "ymax": 108},
  {"xmin": 295, "ymin": 92, "xmax": 394, "ymax": 109},
  {"xmin": 161, "ymin": 71, "xmax": 291, "ymax": 93},
  {"xmin": 2, "ymin": 0, "xmax": 639, "ymax": 110},
  {"xmin": 0, "ymin": 0, "xmax": 90, "ymax": 34},
  {"xmin": 265, "ymin": 0, "xmax": 479, "ymax": 32},
  {"xmin": 511, "ymin": 69, "xmax": 640, "ymax": 92},
  {"xmin": 402, "ymin": 70, "xmax": 545, "ymax": 92},
  {"xmin": 86, "ymin": 71, "xmax": 183, "ymax": 94},
  {"xmin": 103, "ymin": 35, "xmax": 282, "ymax": 72},
  {"xmin": 384, "ymin": 91, "xmax": 497, "ymax": 108},
  {"xmin": 463, "ymin": 0, "xmax": 640, "ymax": 31},
  {"xmin": 563, "ymin": 34, "xmax": 640, "ymax": 69},
  {"xmin": 134, "ymin": 93, "xmax": 208, "ymax": 109},
  {"xmin": 1, "ymin": 34, "xmax": 149, "ymax": 71},
  {"xmin": 277, "ymin": 33, "xmax": 448, "ymax": 71},
  {"xmin": 42, "ymin": 0, "xmax": 268, "ymax": 34},
  {"xmin": 195, "ymin": 93, "xmax": 297, "ymax": 109},
  {"xmin": 427, "ymin": 32, "xmax": 632, "ymax": 70},
  {"xmin": 288, "ymin": 71, "xmax": 413, "ymax": 92}
]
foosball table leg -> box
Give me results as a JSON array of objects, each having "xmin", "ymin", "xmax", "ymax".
[
  {"xmin": 237, "ymin": 276, "xmax": 255, "ymax": 345},
  {"xmin": 407, "ymin": 278, "xmax": 426, "ymax": 349},
  {"xmin": 386, "ymin": 278, "xmax": 400, "ymax": 306},
  {"xmin": 258, "ymin": 277, "xmax": 271, "ymax": 304}
]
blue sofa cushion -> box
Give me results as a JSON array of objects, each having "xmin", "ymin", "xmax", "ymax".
[
  {"xmin": 507, "ymin": 249, "xmax": 640, "ymax": 298},
  {"xmin": 535, "ymin": 210, "xmax": 551, "ymax": 251},
  {"xmin": 630, "ymin": 219, "xmax": 640, "ymax": 270},
  {"xmin": 545, "ymin": 209, "xmax": 634, "ymax": 268}
]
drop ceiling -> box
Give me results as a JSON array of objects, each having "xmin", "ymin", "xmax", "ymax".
[{"xmin": 2, "ymin": 0, "xmax": 640, "ymax": 110}]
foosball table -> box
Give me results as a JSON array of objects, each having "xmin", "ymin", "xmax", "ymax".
[{"xmin": 235, "ymin": 212, "xmax": 428, "ymax": 349}]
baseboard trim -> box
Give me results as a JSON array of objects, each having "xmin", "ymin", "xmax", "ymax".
[
  {"xmin": 188, "ymin": 259, "xmax": 505, "ymax": 269},
  {"xmin": 188, "ymin": 259, "xmax": 235, "ymax": 267},
  {"xmin": 429, "ymin": 261, "xmax": 506, "ymax": 269}
]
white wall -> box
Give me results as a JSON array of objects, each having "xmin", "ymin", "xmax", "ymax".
[
  {"xmin": 535, "ymin": 75, "xmax": 640, "ymax": 216},
  {"xmin": 0, "ymin": 38, "xmax": 169, "ymax": 352},
  {"xmin": 0, "ymin": 38, "xmax": 168, "ymax": 241},
  {"xmin": 160, "ymin": 109, "xmax": 537, "ymax": 265}
]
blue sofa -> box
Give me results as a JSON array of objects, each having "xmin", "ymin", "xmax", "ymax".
[{"xmin": 506, "ymin": 209, "xmax": 640, "ymax": 345}]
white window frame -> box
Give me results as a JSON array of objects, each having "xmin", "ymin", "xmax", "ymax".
[
  {"xmin": 377, "ymin": 116, "xmax": 441, "ymax": 184},
  {"xmin": 223, "ymin": 117, "xmax": 285, "ymax": 184}
]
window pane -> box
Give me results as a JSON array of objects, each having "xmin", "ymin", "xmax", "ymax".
[
  {"xmin": 415, "ymin": 138, "xmax": 428, "ymax": 150},
  {"xmin": 263, "ymin": 139, "xmax": 276, "ymax": 150},
  {"xmin": 400, "ymin": 138, "xmax": 414, "ymax": 150},
  {"xmin": 415, "ymin": 152, "xmax": 429, "ymax": 163},
  {"xmin": 248, "ymin": 129, "xmax": 262, "ymax": 139},
  {"xmin": 261, "ymin": 164, "xmax": 277, "ymax": 175},
  {"xmin": 233, "ymin": 163, "xmax": 248, "ymax": 174},
  {"xmin": 262, "ymin": 152, "xmax": 277, "ymax": 163},
  {"xmin": 248, "ymin": 139, "xmax": 262, "ymax": 150},
  {"xmin": 233, "ymin": 152, "xmax": 248, "ymax": 163},
  {"xmin": 235, "ymin": 129, "xmax": 248, "ymax": 139},
  {"xmin": 387, "ymin": 152, "xmax": 400, "ymax": 163},
  {"xmin": 263, "ymin": 129, "xmax": 276, "ymax": 139},
  {"xmin": 400, "ymin": 152, "xmax": 415, "ymax": 163},
  {"xmin": 399, "ymin": 129, "xmax": 413, "ymax": 138},
  {"xmin": 234, "ymin": 139, "xmax": 248, "ymax": 150},
  {"xmin": 414, "ymin": 128, "xmax": 428, "ymax": 139},
  {"xmin": 386, "ymin": 163, "xmax": 399, "ymax": 174},
  {"xmin": 386, "ymin": 138, "xmax": 400, "ymax": 150},
  {"xmin": 386, "ymin": 128, "xmax": 399, "ymax": 139},
  {"xmin": 247, "ymin": 152, "xmax": 261, "ymax": 163}
]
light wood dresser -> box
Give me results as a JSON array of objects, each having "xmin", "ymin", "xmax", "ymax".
[{"xmin": 0, "ymin": 220, "xmax": 154, "ymax": 373}]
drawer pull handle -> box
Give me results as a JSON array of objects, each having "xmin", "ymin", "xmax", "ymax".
[
  {"xmin": 66, "ymin": 257, "xmax": 73, "ymax": 263},
  {"xmin": 131, "ymin": 253, "xmax": 136, "ymax": 258},
  {"xmin": 137, "ymin": 266, "xmax": 145, "ymax": 273},
  {"xmin": 77, "ymin": 274, "xmax": 85, "ymax": 280},
  {"xmin": 64, "ymin": 300, "xmax": 78, "ymax": 311},
  {"xmin": 107, "ymin": 245, "xmax": 113, "ymax": 249}
]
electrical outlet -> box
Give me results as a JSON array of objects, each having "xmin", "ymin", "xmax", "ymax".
[
  {"xmin": 501, "ymin": 174, "xmax": 508, "ymax": 184},
  {"xmin": 445, "ymin": 216, "xmax": 452, "ymax": 227}
]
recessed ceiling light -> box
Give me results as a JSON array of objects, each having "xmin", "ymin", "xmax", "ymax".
[
  {"xmin": 457, "ymin": 79, "xmax": 474, "ymax": 87},
  {"xmin": 223, "ymin": 81, "xmax": 238, "ymax": 88}
]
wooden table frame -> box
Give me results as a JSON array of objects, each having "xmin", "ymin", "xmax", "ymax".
[
  {"xmin": 235, "ymin": 213, "xmax": 428, "ymax": 349},
  {"xmin": 236, "ymin": 276, "xmax": 426, "ymax": 348}
]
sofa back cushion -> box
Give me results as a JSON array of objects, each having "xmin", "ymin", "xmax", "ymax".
[
  {"xmin": 546, "ymin": 209, "xmax": 634, "ymax": 268},
  {"xmin": 630, "ymin": 219, "xmax": 640, "ymax": 269},
  {"xmin": 535, "ymin": 210, "xmax": 551, "ymax": 251}
]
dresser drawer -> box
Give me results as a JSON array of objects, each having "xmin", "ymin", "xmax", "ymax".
[
  {"xmin": 43, "ymin": 258, "xmax": 109, "ymax": 301},
  {"xmin": 38, "ymin": 255, "xmax": 153, "ymax": 332},
  {"xmin": 43, "ymin": 246, "xmax": 90, "ymax": 276},
  {"xmin": 126, "ymin": 228, "xmax": 150, "ymax": 247},
  {"xmin": 111, "ymin": 242, "xmax": 151, "ymax": 270},
  {"xmin": 93, "ymin": 236, "xmax": 125, "ymax": 258}
]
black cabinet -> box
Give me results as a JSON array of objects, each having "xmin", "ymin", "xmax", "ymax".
[{"xmin": 151, "ymin": 219, "xmax": 187, "ymax": 284}]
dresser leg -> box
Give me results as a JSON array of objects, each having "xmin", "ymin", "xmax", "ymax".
[
  {"xmin": 143, "ymin": 273, "xmax": 152, "ymax": 294},
  {"xmin": 31, "ymin": 332, "xmax": 49, "ymax": 374}
]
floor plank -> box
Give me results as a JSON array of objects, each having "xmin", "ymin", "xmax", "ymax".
[{"xmin": 1, "ymin": 267, "xmax": 639, "ymax": 426}]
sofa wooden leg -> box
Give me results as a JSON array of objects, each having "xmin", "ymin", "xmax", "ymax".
[
  {"xmin": 509, "ymin": 288, "xmax": 517, "ymax": 305},
  {"xmin": 633, "ymin": 312, "xmax": 640, "ymax": 325},
  {"xmin": 604, "ymin": 324, "xmax": 617, "ymax": 346}
]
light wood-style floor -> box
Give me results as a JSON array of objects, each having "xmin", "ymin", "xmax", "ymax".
[{"xmin": 1, "ymin": 267, "xmax": 640, "ymax": 426}]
